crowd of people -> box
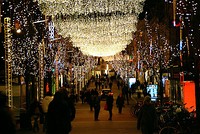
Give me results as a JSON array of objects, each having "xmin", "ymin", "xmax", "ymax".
[
  {"xmin": 28, "ymin": 87, "xmax": 76, "ymax": 134},
  {"xmin": 0, "ymin": 87, "xmax": 76, "ymax": 134},
  {"xmin": 84, "ymin": 75, "xmax": 158, "ymax": 134},
  {"xmin": 0, "ymin": 74, "xmax": 158, "ymax": 134}
]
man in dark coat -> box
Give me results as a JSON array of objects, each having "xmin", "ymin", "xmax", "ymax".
[
  {"xmin": 116, "ymin": 93, "xmax": 124, "ymax": 114},
  {"xmin": 93, "ymin": 95, "xmax": 101, "ymax": 121},
  {"xmin": 137, "ymin": 96, "xmax": 157, "ymax": 134},
  {"xmin": 46, "ymin": 89, "xmax": 75, "ymax": 134},
  {"xmin": 106, "ymin": 92, "xmax": 114, "ymax": 120},
  {"xmin": 122, "ymin": 84, "xmax": 129, "ymax": 105}
]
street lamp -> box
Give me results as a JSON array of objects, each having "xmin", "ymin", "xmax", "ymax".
[
  {"xmin": 16, "ymin": 29, "xmax": 21, "ymax": 33},
  {"xmin": 14, "ymin": 20, "xmax": 22, "ymax": 34}
]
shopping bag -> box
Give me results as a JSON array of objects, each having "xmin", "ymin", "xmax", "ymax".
[{"xmin": 104, "ymin": 103, "xmax": 108, "ymax": 110}]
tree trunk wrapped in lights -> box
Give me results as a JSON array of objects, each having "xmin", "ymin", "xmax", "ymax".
[{"xmin": 4, "ymin": 17, "xmax": 13, "ymax": 108}]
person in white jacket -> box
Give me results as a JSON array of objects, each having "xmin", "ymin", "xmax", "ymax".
[{"xmin": 41, "ymin": 92, "xmax": 53, "ymax": 132}]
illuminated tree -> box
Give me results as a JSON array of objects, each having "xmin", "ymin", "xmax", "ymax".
[{"xmin": 11, "ymin": 0, "xmax": 46, "ymax": 112}]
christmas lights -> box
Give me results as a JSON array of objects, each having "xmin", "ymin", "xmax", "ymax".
[
  {"xmin": 170, "ymin": 0, "xmax": 199, "ymax": 68},
  {"xmin": 12, "ymin": 1, "xmax": 43, "ymax": 76},
  {"xmin": 36, "ymin": 0, "xmax": 145, "ymax": 57}
]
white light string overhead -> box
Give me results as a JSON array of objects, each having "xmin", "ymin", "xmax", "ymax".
[
  {"xmin": 37, "ymin": 0, "xmax": 145, "ymax": 16},
  {"xmin": 36, "ymin": 0, "xmax": 145, "ymax": 57}
]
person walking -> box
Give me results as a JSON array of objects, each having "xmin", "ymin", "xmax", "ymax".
[
  {"xmin": 89, "ymin": 90, "xmax": 95, "ymax": 111},
  {"xmin": 122, "ymin": 84, "xmax": 129, "ymax": 105},
  {"xmin": 117, "ymin": 80, "xmax": 121, "ymax": 90},
  {"xmin": 59, "ymin": 88, "xmax": 76, "ymax": 122},
  {"xmin": 46, "ymin": 89, "xmax": 75, "ymax": 134},
  {"xmin": 29, "ymin": 98, "xmax": 43, "ymax": 132},
  {"xmin": 41, "ymin": 92, "xmax": 53, "ymax": 132},
  {"xmin": 116, "ymin": 93, "xmax": 124, "ymax": 114},
  {"xmin": 95, "ymin": 80, "xmax": 98, "ymax": 89},
  {"xmin": 93, "ymin": 95, "xmax": 101, "ymax": 121},
  {"xmin": 80, "ymin": 90, "xmax": 85, "ymax": 104},
  {"xmin": 98, "ymin": 80, "xmax": 101, "ymax": 90},
  {"xmin": 106, "ymin": 92, "xmax": 114, "ymax": 120},
  {"xmin": 0, "ymin": 91, "xmax": 16, "ymax": 134},
  {"xmin": 137, "ymin": 96, "xmax": 157, "ymax": 134},
  {"xmin": 109, "ymin": 81, "xmax": 113, "ymax": 90}
]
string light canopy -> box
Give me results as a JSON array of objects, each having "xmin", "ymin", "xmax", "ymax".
[{"xmin": 36, "ymin": 0, "xmax": 146, "ymax": 57}]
